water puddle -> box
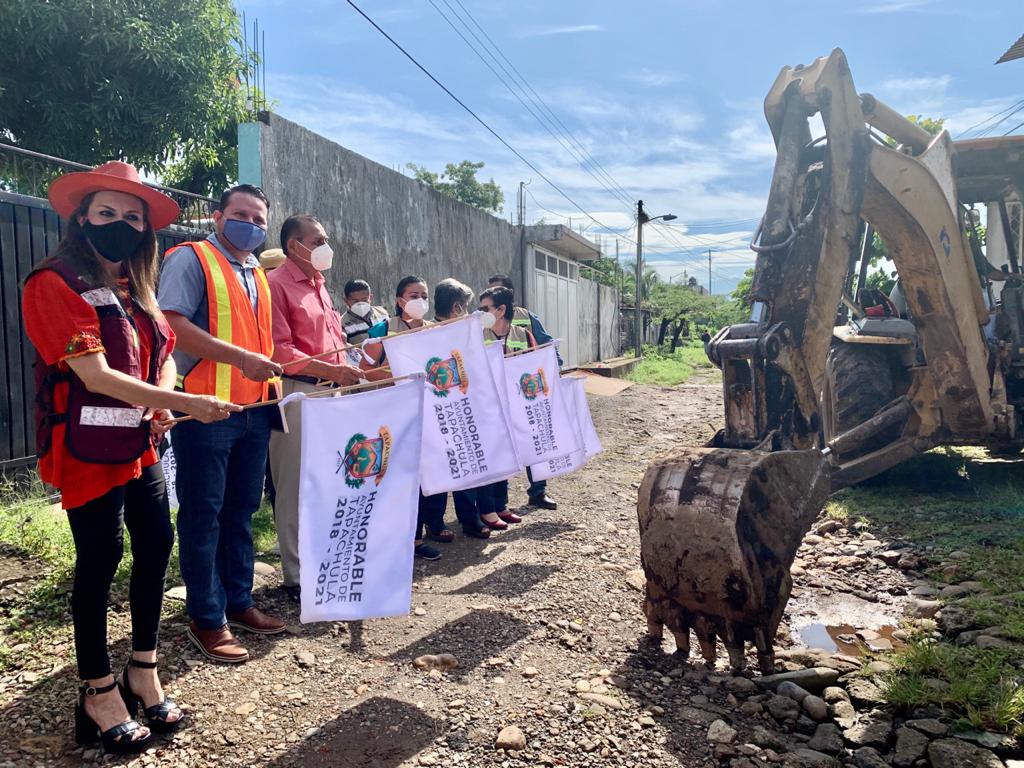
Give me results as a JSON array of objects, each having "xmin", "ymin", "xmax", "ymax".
[
  {"xmin": 788, "ymin": 590, "xmax": 905, "ymax": 656},
  {"xmin": 798, "ymin": 623, "xmax": 902, "ymax": 656}
]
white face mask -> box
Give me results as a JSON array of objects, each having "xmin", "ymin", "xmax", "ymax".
[
  {"xmin": 477, "ymin": 309, "xmax": 497, "ymax": 330},
  {"xmin": 310, "ymin": 243, "xmax": 334, "ymax": 271},
  {"xmin": 404, "ymin": 297, "xmax": 429, "ymax": 320},
  {"xmin": 350, "ymin": 301, "xmax": 372, "ymax": 318}
]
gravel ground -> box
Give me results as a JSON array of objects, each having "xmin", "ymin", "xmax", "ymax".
[
  {"xmin": 0, "ymin": 377, "xmax": 726, "ymax": 768},
  {"xmin": 3, "ymin": 374, "xmax": 1018, "ymax": 768}
]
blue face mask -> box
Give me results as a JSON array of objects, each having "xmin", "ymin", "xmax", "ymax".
[{"xmin": 221, "ymin": 218, "xmax": 267, "ymax": 252}]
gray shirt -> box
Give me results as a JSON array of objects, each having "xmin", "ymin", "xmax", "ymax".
[{"xmin": 158, "ymin": 232, "xmax": 262, "ymax": 377}]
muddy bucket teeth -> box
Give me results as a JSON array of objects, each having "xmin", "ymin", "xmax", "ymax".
[{"xmin": 637, "ymin": 448, "xmax": 831, "ymax": 673}]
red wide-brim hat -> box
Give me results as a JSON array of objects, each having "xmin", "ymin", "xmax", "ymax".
[{"xmin": 48, "ymin": 161, "xmax": 181, "ymax": 231}]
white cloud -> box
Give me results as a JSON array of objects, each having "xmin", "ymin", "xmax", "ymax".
[
  {"xmin": 879, "ymin": 75, "xmax": 952, "ymax": 94},
  {"xmin": 263, "ymin": 71, "xmax": 773, "ymax": 257},
  {"xmin": 726, "ymin": 120, "xmax": 777, "ymax": 162},
  {"xmin": 518, "ymin": 24, "xmax": 604, "ymax": 38},
  {"xmin": 620, "ymin": 68, "xmax": 686, "ymax": 88},
  {"xmin": 852, "ymin": 0, "xmax": 933, "ymax": 13},
  {"xmin": 940, "ymin": 97, "xmax": 1024, "ymax": 138}
]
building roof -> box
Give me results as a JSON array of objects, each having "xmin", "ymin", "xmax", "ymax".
[
  {"xmin": 996, "ymin": 33, "xmax": 1024, "ymax": 64},
  {"xmin": 953, "ymin": 135, "xmax": 1024, "ymax": 202},
  {"xmin": 523, "ymin": 224, "xmax": 600, "ymax": 261}
]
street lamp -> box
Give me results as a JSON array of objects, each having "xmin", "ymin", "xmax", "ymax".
[{"xmin": 635, "ymin": 200, "xmax": 677, "ymax": 359}]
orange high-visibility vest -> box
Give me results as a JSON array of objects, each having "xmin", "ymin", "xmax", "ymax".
[{"xmin": 170, "ymin": 240, "xmax": 274, "ymax": 405}]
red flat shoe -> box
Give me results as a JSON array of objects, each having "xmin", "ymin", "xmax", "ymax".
[
  {"xmin": 480, "ymin": 514, "xmax": 508, "ymax": 530},
  {"xmin": 497, "ymin": 511, "xmax": 522, "ymax": 524}
]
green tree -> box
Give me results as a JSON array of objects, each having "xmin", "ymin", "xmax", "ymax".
[
  {"xmin": 0, "ymin": 0, "xmax": 257, "ymax": 195},
  {"xmin": 906, "ymin": 115, "xmax": 945, "ymax": 136},
  {"xmin": 587, "ymin": 255, "xmax": 630, "ymax": 291},
  {"xmin": 731, "ymin": 267, "xmax": 754, "ymax": 309},
  {"xmin": 863, "ymin": 114, "xmax": 946, "ymax": 294},
  {"xmin": 407, "ymin": 161, "xmax": 504, "ymax": 213},
  {"xmin": 647, "ymin": 282, "xmax": 743, "ymax": 349}
]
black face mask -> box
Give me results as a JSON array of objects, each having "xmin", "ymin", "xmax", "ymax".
[{"xmin": 82, "ymin": 220, "xmax": 146, "ymax": 264}]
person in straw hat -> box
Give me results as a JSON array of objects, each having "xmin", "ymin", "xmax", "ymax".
[{"xmin": 23, "ymin": 161, "xmax": 239, "ymax": 754}]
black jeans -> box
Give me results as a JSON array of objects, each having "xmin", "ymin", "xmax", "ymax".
[
  {"xmin": 66, "ymin": 463, "xmax": 174, "ymax": 680},
  {"xmin": 419, "ymin": 490, "xmax": 485, "ymax": 535},
  {"xmin": 418, "ymin": 491, "xmax": 446, "ymax": 539},
  {"xmin": 526, "ymin": 467, "xmax": 547, "ymax": 499},
  {"xmin": 477, "ymin": 480, "xmax": 509, "ymax": 515}
]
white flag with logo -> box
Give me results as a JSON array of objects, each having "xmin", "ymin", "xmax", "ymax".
[
  {"xmin": 484, "ymin": 340, "xmax": 522, "ymax": 472},
  {"xmin": 503, "ymin": 344, "xmax": 582, "ymax": 465},
  {"xmin": 573, "ymin": 377, "xmax": 603, "ymax": 458},
  {"xmin": 382, "ymin": 315, "xmax": 520, "ymax": 494},
  {"xmin": 297, "ymin": 378, "xmax": 423, "ymax": 623},
  {"xmin": 528, "ymin": 375, "xmax": 589, "ymax": 480},
  {"xmin": 160, "ymin": 436, "xmax": 178, "ymax": 510}
]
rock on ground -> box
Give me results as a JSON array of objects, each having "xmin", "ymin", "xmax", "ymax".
[{"xmin": 927, "ymin": 738, "xmax": 1003, "ymax": 768}]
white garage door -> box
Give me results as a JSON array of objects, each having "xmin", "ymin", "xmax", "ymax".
[{"xmin": 531, "ymin": 247, "xmax": 579, "ymax": 368}]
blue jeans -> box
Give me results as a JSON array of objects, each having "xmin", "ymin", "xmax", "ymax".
[{"xmin": 173, "ymin": 408, "xmax": 272, "ymax": 630}]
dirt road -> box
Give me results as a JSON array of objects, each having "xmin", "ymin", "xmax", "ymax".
[{"xmin": 0, "ymin": 377, "xmax": 726, "ymax": 768}]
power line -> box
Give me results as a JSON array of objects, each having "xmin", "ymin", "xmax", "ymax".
[
  {"xmin": 975, "ymin": 102, "xmax": 1024, "ymax": 138},
  {"xmin": 341, "ymin": 0, "xmax": 632, "ymax": 241},
  {"xmin": 1005, "ymin": 118, "xmax": 1024, "ymax": 136},
  {"xmin": 446, "ymin": 0, "xmax": 637, "ymax": 208},
  {"xmin": 956, "ymin": 97, "xmax": 1024, "ymax": 138},
  {"xmin": 658, "ymin": 217, "xmax": 761, "ymax": 230},
  {"xmin": 648, "ymin": 221, "xmax": 737, "ymax": 280},
  {"xmin": 426, "ymin": 0, "xmax": 636, "ymax": 212}
]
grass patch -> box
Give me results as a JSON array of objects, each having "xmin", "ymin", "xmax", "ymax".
[
  {"xmin": 0, "ymin": 475, "xmax": 278, "ymax": 668},
  {"xmin": 882, "ymin": 639, "xmax": 1024, "ymax": 735},
  {"xmin": 832, "ymin": 446, "xmax": 1024, "ymax": 734},
  {"xmin": 627, "ymin": 341, "xmax": 715, "ymax": 387}
]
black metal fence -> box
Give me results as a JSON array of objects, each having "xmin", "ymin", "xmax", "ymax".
[
  {"xmin": 0, "ymin": 150, "xmax": 215, "ymax": 473},
  {"xmin": 0, "ymin": 143, "xmax": 218, "ymax": 232}
]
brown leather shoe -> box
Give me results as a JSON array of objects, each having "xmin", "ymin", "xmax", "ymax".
[
  {"xmin": 187, "ymin": 623, "xmax": 249, "ymax": 664},
  {"xmin": 226, "ymin": 606, "xmax": 287, "ymax": 635}
]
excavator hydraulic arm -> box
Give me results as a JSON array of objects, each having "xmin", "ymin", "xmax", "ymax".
[{"xmin": 637, "ymin": 48, "xmax": 998, "ymax": 672}]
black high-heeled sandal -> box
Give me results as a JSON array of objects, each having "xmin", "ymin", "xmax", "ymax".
[
  {"xmin": 462, "ymin": 523, "xmax": 492, "ymax": 540},
  {"xmin": 75, "ymin": 680, "xmax": 151, "ymax": 754},
  {"xmin": 120, "ymin": 658, "xmax": 186, "ymax": 733}
]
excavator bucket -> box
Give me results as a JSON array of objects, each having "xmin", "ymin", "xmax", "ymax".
[{"xmin": 637, "ymin": 448, "xmax": 831, "ymax": 673}]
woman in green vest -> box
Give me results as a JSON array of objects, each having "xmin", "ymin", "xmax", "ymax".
[{"xmin": 476, "ymin": 286, "xmax": 535, "ymax": 528}]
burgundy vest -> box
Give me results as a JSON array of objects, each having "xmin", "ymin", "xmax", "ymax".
[{"xmin": 31, "ymin": 259, "xmax": 169, "ymax": 464}]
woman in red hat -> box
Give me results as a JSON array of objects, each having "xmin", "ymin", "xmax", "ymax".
[{"xmin": 22, "ymin": 162, "xmax": 241, "ymax": 754}]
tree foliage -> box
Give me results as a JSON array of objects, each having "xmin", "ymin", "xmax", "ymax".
[
  {"xmin": 0, "ymin": 0, "xmax": 257, "ymax": 195},
  {"xmin": 407, "ymin": 161, "xmax": 504, "ymax": 214},
  {"xmin": 647, "ymin": 281, "xmax": 744, "ymax": 350},
  {"xmin": 731, "ymin": 267, "xmax": 754, "ymax": 309},
  {"xmin": 863, "ymin": 114, "xmax": 948, "ymax": 298}
]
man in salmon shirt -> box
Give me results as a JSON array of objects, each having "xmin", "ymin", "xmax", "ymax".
[{"xmin": 267, "ymin": 214, "xmax": 362, "ymax": 602}]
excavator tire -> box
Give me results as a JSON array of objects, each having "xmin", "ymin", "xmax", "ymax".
[{"xmin": 824, "ymin": 343, "xmax": 895, "ymax": 438}]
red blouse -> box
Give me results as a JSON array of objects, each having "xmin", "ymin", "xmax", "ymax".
[{"xmin": 22, "ymin": 270, "xmax": 175, "ymax": 509}]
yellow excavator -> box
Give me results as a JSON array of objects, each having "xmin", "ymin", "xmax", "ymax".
[{"xmin": 638, "ymin": 49, "xmax": 1024, "ymax": 673}]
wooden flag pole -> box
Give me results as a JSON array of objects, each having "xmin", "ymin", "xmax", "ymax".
[{"xmin": 165, "ymin": 368, "xmax": 402, "ymax": 425}]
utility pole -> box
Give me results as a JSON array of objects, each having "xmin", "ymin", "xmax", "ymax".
[
  {"xmin": 616, "ymin": 239, "xmax": 621, "ymax": 295},
  {"xmin": 632, "ymin": 200, "xmax": 678, "ymax": 358},
  {"xmin": 635, "ymin": 200, "xmax": 646, "ymax": 359},
  {"xmin": 517, "ymin": 181, "xmax": 525, "ymax": 226},
  {"xmin": 707, "ymin": 249, "xmax": 713, "ymax": 294}
]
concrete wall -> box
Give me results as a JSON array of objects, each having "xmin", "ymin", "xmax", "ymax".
[
  {"xmin": 577, "ymin": 279, "xmax": 621, "ymax": 363},
  {"xmin": 242, "ymin": 112, "xmax": 621, "ymax": 364},
  {"xmin": 248, "ymin": 112, "xmax": 519, "ymax": 305}
]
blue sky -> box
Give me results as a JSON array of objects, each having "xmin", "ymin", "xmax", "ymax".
[{"xmin": 238, "ymin": 0, "xmax": 1022, "ymax": 294}]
